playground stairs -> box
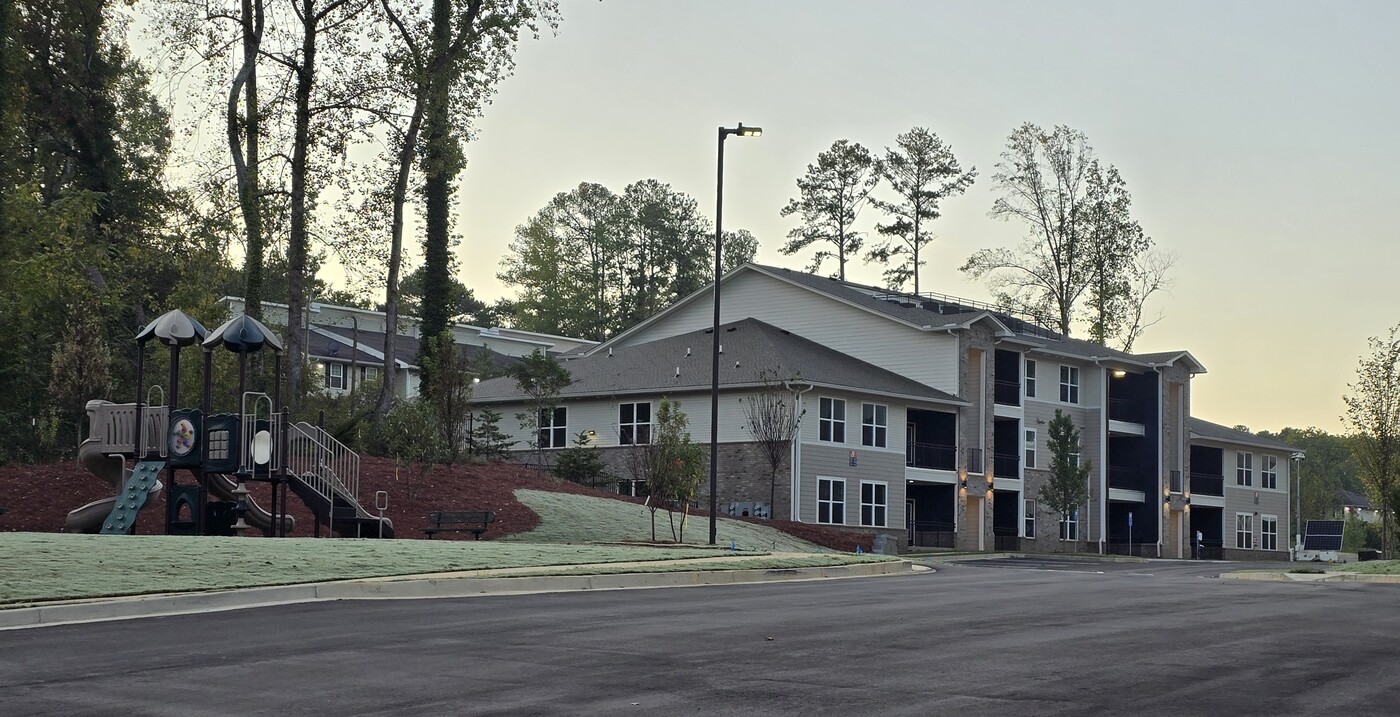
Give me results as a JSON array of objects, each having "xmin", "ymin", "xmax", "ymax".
[
  {"xmin": 286, "ymin": 422, "xmax": 394, "ymax": 539},
  {"xmin": 101, "ymin": 460, "xmax": 166, "ymax": 535}
]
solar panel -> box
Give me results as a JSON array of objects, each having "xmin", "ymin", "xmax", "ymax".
[{"xmin": 1303, "ymin": 520, "xmax": 1345, "ymax": 552}]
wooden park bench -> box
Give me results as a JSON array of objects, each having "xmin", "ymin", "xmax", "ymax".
[{"xmin": 422, "ymin": 510, "xmax": 496, "ymax": 540}]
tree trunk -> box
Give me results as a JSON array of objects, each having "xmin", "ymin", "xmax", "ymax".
[
  {"xmin": 286, "ymin": 0, "xmax": 316, "ymax": 409},
  {"xmin": 375, "ymin": 90, "xmax": 425, "ymax": 422},
  {"xmin": 416, "ymin": 0, "xmax": 456, "ymax": 376},
  {"xmin": 231, "ymin": 0, "xmax": 264, "ymax": 321}
]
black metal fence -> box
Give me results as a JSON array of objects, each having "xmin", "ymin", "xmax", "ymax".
[
  {"xmin": 907, "ymin": 520, "xmax": 957, "ymax": 548},
  {"xmin": 906, "ymin": 442, "xmax": 956, "ymax": 471},
  {"xmin": 965, "ymin": 448, "xmax": 984, "ymax": 475},
  {"xmin": 993, "ymin": 380, "xmax": 1021, "ymax": 406},
  {"xmin": 993, "ymin": 452, "xmax": 1019, "ymax": 478},
  {"xmin": 1189, "ymin": 472, "xmax": 1224, "ymax": 496}
]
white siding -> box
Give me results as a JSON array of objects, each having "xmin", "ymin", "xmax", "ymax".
[{"xmin": 612, "ymin": 271, "xmax": 961, "ymax": 393}]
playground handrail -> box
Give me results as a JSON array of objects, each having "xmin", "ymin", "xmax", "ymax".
[{"xmin": 285, "ymin": 421, "xmax": 361, "ymax": 507}]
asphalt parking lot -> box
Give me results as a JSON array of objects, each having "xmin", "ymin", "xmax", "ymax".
[{"xmin": 3, "ymin": 558, "xmax": 1395, "ymax": 716}]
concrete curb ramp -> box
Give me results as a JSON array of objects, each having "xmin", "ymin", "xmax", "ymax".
[
  {"xmin": 1220, "ymin": 570, "xmax": 1400, "ymax": 584},
  {"xmin": 0, "ymin": 559, "xmax": 914, "ymax": 631}
]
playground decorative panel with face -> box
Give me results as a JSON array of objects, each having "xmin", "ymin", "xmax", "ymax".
[{"xmin": 169, "ymin": 417, "xmax": 197, "ymax": 457}]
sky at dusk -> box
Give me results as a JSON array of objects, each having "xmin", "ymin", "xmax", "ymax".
[
  {"xmin": 438, "ymin": 0, "xmax": 1400, "ymax": 435},
  {"xmin": 143, "ymin": 1, "xmax": 1400, "ymax": 434}
]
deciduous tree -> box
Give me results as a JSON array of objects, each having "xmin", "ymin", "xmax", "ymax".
[
  {"xmin": 1342, "ymin": 324, "xmax": 1400, "ymax": 558},
  {"xmin": 742, "ymin": 371, "xmax": 801, "ymax": 518}
]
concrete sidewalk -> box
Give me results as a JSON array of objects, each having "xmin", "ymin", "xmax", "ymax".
[
  {"xmin": 1220, "ymin": 569, "xmax": 1400, "ymax": 584},
  {"xmin": 0, "ymin": 555, "xmax": 917, "ymax": 631}
]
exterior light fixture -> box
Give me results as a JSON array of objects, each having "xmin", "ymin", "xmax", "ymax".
[
  {"xmin": 710, "ymin": 121, "xmax": 762, "ymax": 546},
  {"xmin": 1111, "ymin": 369, "xmax": 1127, "ymax": 378}
]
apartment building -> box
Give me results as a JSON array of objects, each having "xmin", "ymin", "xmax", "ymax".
[{"xmin": 471, "ymin": 263, "xmax": 1294, "ymax": 558}]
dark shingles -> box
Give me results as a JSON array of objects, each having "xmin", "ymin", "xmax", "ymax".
[{"xmin": 1187, "ymin": 417, "xmax": 1298, "ymax": 452}]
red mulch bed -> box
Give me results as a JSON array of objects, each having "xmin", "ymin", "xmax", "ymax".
[{"xmin": 0, "ymin": 456, "xmax": 869, "ymax": 552}]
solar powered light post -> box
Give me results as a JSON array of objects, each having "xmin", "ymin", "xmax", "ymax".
[{"xmin": 710, "ymin": 123, "xmax": 761, "ymax": 545}]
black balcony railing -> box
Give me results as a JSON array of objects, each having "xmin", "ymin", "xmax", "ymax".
[
  {"xmin": 1195, "ymin": 539, "xmax": 1223, "ymax": 560},
  {"xmin": 993, "ymin": 452, "xmax": 1019, "ymax": 478},
  {"xmin": 1169, "ymin": 470, "xmax": 1183, "ymax": 493},
  {"xmin": 906, "ymin": 442, "xmax": 956, "ymax": 471},
  {"xmin": 1108, "ymin": 397, "xmax": 1141, "ymax": 424},
  {"xmin": 993, "ymin": 380, "xmax": 1021, "ymax": 406},
  {"xmin": 993, "ymin": 526, "xmax": 1021, "ymax": 552},
  {"xmin": 965, "ymin": 448, "xmax": 984, "ymax": 475},
  {"xmin": 1190, "ymin": 472, "xmax": 1224, "ymax": 496},
  {"xmin": 907, "ymin": 520, "xmax": 957, "ymax": 548}
]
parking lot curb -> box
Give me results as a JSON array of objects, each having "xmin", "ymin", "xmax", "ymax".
[
  {"xmin": 0, "ymin": 559, "xmax": 914, "ymax": 630},
  {"xmin": 1220, "ymin": 570, "xmax": 1400, "ymax": 584}
]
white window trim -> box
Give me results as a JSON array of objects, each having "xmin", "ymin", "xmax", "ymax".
[
  {"xmin": 619, "ymin": 401, "xmax": 652, "ymax": 446},
  {"xmin": 1059, "ymin": 365, "xmax": 1080, "ymax": 405},
  {"xmin": 1261, "ymin": 514, "xmax": 1279, "ymax": 551},
  {"xmin": 819, "ymin": 397, "xmax": 846, "ymax": 444},
  {"xmin": 1024, "ymin": 498, "xmax": 1036, "ymax": 539},
  {"xmin": 859, "ymin": 480, "xmax": 888, "ymax": 528},
  {"xmin": 1024, "ymin": 428, "xmax": 1037, "ymax": 470},
  {"xmin": 1025, "ymin": 359, "xmax": 1037, "ymax": 398},
  {"xmin": 540, "ymin": 406, "xmax": 568, "ymax": 449},
  {"xmin": 1236, "ymin": 512, "xmax": 1254, "ymax": 550},
  {"xmin": 1060, "ymin": 510, "xmax": 1079, "ymax": 542},
  {"xmin": 817, "ymin": 477, "xmax": 846, "ymax": 525},
  {"xmin": 1236, "ymin": 452, "xmax": 1253, "ymax": 487},
  {"xmin": 327, "ymin": 362, "xmax": 345, "ymax": 390},
  {"xmin": 861, "ymin": 403, "xmax": 888, "ymax": 449},
  {"xmin": 1260, "ymin": 455, "xmax": 1278, "ymax": 490}
]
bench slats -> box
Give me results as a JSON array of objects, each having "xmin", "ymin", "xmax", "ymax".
[{"xmin": 423, "ymin": 510, "xmax": 496, "ymax": 540}]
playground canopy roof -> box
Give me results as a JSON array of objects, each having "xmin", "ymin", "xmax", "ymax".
[
  {"xmin": 203, "ymin": 314, "xmax": 284, "ymax": 354},
  {"xmin": 135, "ymin": 309, "xmax": 207, "ymax": 347}
]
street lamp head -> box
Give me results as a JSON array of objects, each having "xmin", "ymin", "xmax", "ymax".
[
  {"xmin": 721, "ymin": 123, "xmax": 763, "ymax": 139},
  {"xmin": 1291, "ymin": 452, "xmax": 1304, "ymax": 460}
]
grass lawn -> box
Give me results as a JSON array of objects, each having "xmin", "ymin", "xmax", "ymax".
[
  {"xmin": 503, "ymin": 489, "xmax": 824, "ymax": 553},
  {"xmin": 0, "ymin": 532, "xmax": 755, "ymax": 605},
  {"xmin": 1333, "ymin": 560, "xmax": 1400, "ymax": 575}
]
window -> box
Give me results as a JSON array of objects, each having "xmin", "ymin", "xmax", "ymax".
[
  {"xmin": 818, "ymin": 478, "xmax": 846, "ymax": 524},
  {"xmin": 1059, "ymin": 365, "xmax": 1079, "ymax": 404},
  {"xmin": 1024, "ymin": 429, "xmax": 1037, "ymax": 469},
  {"xmin": 860, "ymin": 481, "xmax": 887, "ymax": 527},
  {"xmin": 1236, "ymin": 452, "xmax": 1253, "ymax": 486},
  {"xmin": 1060, "ymin": 510, "xmax": 1078, "ymax": 541},
  {"xmin": 1261, "ymin": 455, "xmax": 1278, "ymax": 489},
  {"xmin": 1068, "ymin": 449, "xmax": 1081, "ymax": 469},
  {"xmin": 819, "ymin": 397, "xmax": 846, "ymax": 443},
  {"xmin": 1024, "ymin": 499, "xmax": 1036, "ymax": 538},
  {"xmin": 1236, "ymin": 513, "xmax": 1254, "ymax": 549},
  {"xmin": 360, "ymin": 365, "xmax": 381, "ymax": 384},
  {"xmin": 1025, "ymin": 359, "xmax": 1037, "ymax": 398},
  {"xmin": 539, "ymin": 407, "xmax": 567, "ymax": 449},
  {"xmin": 619, "ymin": 402, "xmax": 652, "ymax": 445},
  {"xmin": 1261, "ymin": 515, "xmax": 1278, "ymax": 551},
  {"xmin": 326, "ymin": 362, "xmax": 345, "ymax": 390},
  {"xmin": 861, "ymin": 403, "xmax": 887, "ymax": 448}
]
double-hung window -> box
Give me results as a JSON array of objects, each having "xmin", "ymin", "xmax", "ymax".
[
  {"xmin": 1261, "ymin": 516, "xmax": 1278, "ymax": 551},
  {"xmin": 1059, "ymin": 366, "xmax": 1080, "ymax": 404},
  {"xmin": 326, "ymin": 362, "xmax": 345, "ymax": 390},
  {"xmin": 819, "ymin": 398, "xmax": 846, "ymax": 443},
  {"xmin": 1024, "ymin": 429, "xmax": 1037, "ymax": 469},
  {"xmin": 1025, "ymin": 359, "xmax": 1037, "ymax": 398},
  {"xmin": 1236, "ymin": 452, "xmax": 1253, "ymax": 486},
  {"xmin": 619, "ymin": 402, "xmax": 652, "ymax": 445},
  {"xmin": 539, "ymin": 407, "xmax": 567, "ymax": 449},
  {"xmin": 1260, "ymin": 455, "xmax": 1278, "ymax": 489},
  {"xmin": 1060, "ymin": 510, "xmax": 1078, "ymax": 541},
  {"xmin": 861, "ymin": 403, "xmax": 887, "ymax": 448},
  {"xmin": 818, "ymin": 478, "xmax": 846, "ymax": 524},
  {"xmin": 860, "ymin": 481, "xmax": 887, "ymax": 527},
  {"xmin": 1024, "ymin": 499, "xmax": 1036, "ymax": 538},
  {"xmin": 1236, "ymin": 513, "xmax": 1254, "ymax": 549}
]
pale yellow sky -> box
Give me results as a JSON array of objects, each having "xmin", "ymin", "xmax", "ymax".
[{"xmin": 147, "ymin": 1, "xmax": 1400, "ymax": 434}]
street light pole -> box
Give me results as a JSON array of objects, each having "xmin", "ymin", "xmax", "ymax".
[
  {"xmin": 1292, "ymin": 451, "xmax": 1304, "ymax": 556},
  {"xmin": 710, "ymin": 123, "xmax": 761, "ymax": 545}
]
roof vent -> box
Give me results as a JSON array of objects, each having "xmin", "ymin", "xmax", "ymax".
[
  {"xmin": 686, "ymin": 347, "xmax": 691, "ymax": 356},
  {"xmin": 675, "ymin": 367, "xmax": 680, "ymax": 378},
  {"xmin": 608, "ymin": 347, "xmax": 613, "ymax": 357}
]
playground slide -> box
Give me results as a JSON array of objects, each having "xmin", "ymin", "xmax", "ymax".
[
  {"xmin": 200, "ymin": 471, "xmax": 295, "ymax": 535},
  {"xmin": 66, "ymin": 437, "xmax": 163, "ymax": 533}
]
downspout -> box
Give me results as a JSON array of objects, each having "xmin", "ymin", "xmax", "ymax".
[
  {"xmin": 785, "ymin": 381, "xmax": 815, "ymax": 522},
  {"xmin": 1154, "ymin": 366, "xmax": 1165, "ymax": 558},
  {"xmin": 1098, "ymin": 363, "xmax": 1108, "ymax": 554}
]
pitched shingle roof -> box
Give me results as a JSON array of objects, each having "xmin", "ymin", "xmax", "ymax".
[
  {"xmin": 474, "ymin": 318, "xmax": 966, "ymax": 405},
  {"xmin": 1187, "ymin": 417, "xmax": 1299, "ymax": 452}
]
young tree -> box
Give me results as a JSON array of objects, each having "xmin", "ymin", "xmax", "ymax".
[
  {"xmin": 468, "ymin": 407, "xmax": 516, "ymax": 462},
  {"xmin": 1342, "ymin": 324, "xmax": 1400, "ymax": 558},
  {"xmin": 866, "ymin": 127, "xmax": 976, "ymax": 293},
  {"xmin": 421, "ymin": 330, "xmax": 475, "ymax": 463},
  {"xmin": 961, "ymin": 123, "xmax": 1170, "ymax": 346},
  {"xmin": 1039, "ymin": 409, "xmax": 1091, "ymax": 551},
  {"xmin": 780, "ymin": 139, "xmax": 879, "ymax": 281},
  {"xmin": 509, "ymin": 348, "xmax": 571, "ymax": 467},
  {"xmin": 379, "ymin": 397, "xmax": 441, "ymax": 500},
  {"xmin": 632, "ymin": 398, "xmax": 703, "ymax": 543},
  {"xmin": 553, "ymin": 431, "xmax": 607, "ymax": 487},
  {"xmin": 742, "ymin": 371, "xmax": 802, "ymax": 518}
]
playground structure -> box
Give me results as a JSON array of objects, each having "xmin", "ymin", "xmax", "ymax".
[{"xmin": 66, "ymin": 309, "xmax": 393, "ymax": 539}]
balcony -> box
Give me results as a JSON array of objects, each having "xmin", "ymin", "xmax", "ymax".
[
  {"xmin": 993, "ymin": 380, "xmax": 1021, "ymax": 406},
  {"xmin": 1108, "ymin": 466, "xmax": 1136, "ymax": 490},
  {"xmin": 907, "ymin": 521, "xmax": 956, "ymax": 548},
  {"xmin": 993, "ymin": 452, "xmax": 1019, "ymax": 479},
  {"xmin": 1190, "ymin": 472, "xmax": 1224, "ymax": 497},
  {"xmin": 1107, "ymin": 398, "xmax": 1141, "ymax": 424},
  {"xmin": 906, "ymin": 442, "xmax": 956, "ymax": 472}
]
